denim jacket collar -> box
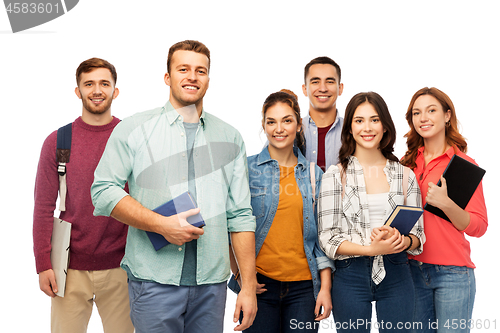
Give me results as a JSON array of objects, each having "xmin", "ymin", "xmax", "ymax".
[{"xmin": 257, "ymin": 145, "xmax": 307, "ymax": 171}]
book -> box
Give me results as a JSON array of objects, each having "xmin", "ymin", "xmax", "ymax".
[
  {"xmin": 146, "ymin": 192, "xmax": 205, "ymax": 251},
  {"xmin": 424, "ymin": 155, "xmax": 486, "ymax": 222},
  {"xmin": 51, "ymin": 217, "xmax": 71, "ymax": 297},
  {"xmin": 384, "ymin": 205, "xmax": 423, "ymax": 235}
]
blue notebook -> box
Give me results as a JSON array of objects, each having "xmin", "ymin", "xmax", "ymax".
[
  {"xmin": 146, "ymin": 192, "xmax": 205, "ymax": 251},
  {"xmin": 384, "ymin": 205, "xmax": 423, "ymax": 235}
]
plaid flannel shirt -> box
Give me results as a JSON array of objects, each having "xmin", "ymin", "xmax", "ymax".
[{"xmin": 318, "ymin": 156, "xmax": 425, "ymax": 284}]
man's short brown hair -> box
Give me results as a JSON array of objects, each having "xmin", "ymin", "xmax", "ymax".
[
  {"xmin": 167, "ymin": 40, "xmax": 211, "ymax": 74},
  {"xmin": 76, "ymin": 58, "xmax": 117, "ymax": 86}
]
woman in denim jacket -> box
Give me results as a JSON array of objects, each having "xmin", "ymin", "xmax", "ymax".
[{"xmin": 229, "ymin": 89, "xmax": 334, "ymax": 332}]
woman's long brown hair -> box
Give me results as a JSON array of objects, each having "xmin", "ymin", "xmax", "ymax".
[
  {"xmin": 401, "ymin": 87, "xmax": 467, "ymax": 169},
  {"xmin": 339, "ymin": 92, "xmax": 399, "ymax": 175}
]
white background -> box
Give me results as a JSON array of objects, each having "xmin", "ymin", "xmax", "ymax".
[{"xmin": 1, "ymin": 1, "xmax": 499, "ymax": 332}]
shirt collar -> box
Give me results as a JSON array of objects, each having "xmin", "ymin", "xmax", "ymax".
[
  {"xmin": 163, "ymin": 101, "xmax": 206, "ymax": 128},
  {"xmin": 417, "ymin": 145, "xmax": 456, "ymax": 159},
  {"xmin": 306, "ymin": 111, "xmax": 341, "ymax": 128},
  {"xmin": 257, "ymin": 145, "xmax": 273, "ymax": 165}
]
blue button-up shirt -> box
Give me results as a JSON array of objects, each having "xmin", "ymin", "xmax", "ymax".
[
  {"xmin": 91, "ymin": 101, "xmax": 255, "ymax": 285},
  {"xmin": 302, "ymin": 114, "xmax": 343, "ymax": 168},
  {"xmin": 228, "ymin": 146, "xmax": 334, "ymax": 298}
]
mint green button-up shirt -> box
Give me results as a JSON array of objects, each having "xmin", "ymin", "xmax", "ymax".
[{"xmin": 91, "ymin": 101, "xmax": 255, "ymax": 285}]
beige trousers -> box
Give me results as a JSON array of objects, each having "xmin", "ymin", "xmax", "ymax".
[{"xmin": 51, "ymin": 268, "xmax": 134, "ymax": 333}]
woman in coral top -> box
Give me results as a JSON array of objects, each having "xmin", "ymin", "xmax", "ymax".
[
  {"xmin": 401, "ymin": 87, "xmax": 488, "ymax": 333},
  {"xmin": 228, "ymin": 89, "xmax": 334, "ymax": 332}
]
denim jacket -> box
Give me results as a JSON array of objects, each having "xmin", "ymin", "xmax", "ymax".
[{"xmin": 228, "ymin": 146, "xmax": 334, "ymax": 298}]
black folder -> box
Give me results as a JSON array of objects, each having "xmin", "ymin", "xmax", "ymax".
[{"xmin": 424, "ymin": 155, "xmax": 485, "ymax": 222}]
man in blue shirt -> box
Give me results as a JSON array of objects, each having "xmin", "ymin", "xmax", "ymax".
[
  {"xmin": 91, "ymin": 40, "xmax": 257, "ymax": 333},
  {"xmin": 301, "ymin": 57, "xmax": 344, "ymax": 171}
]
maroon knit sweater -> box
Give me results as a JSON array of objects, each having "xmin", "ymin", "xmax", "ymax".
[{"xmin": 33, "ymin": 116, "xmax": 128, "ymax": 273}]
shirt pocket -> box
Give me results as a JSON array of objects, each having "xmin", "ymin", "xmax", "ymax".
[{"xmin": 250, "ymin": 186, "xmax": 266, "ymax": 220}]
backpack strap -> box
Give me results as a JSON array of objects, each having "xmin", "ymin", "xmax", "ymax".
[
  {"xmin": 57, "ymin": 123, "xmax": 72, "ymax": 211},
  {"xmin": 402, "ymin": 166, "xmax": 410, "ymax": 206}
]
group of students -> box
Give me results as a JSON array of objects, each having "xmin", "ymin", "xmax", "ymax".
[
  {"xmin": 228, "ymin": 61, "xmax": 488, "ymax": 332},
  {"xmin": 33, "ymin": 39, "xmax": 487, "ymax": 333}
]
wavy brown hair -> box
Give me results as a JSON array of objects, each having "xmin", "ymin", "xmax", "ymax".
[
  {"xmin": 262, "ymin": 89, "xmax": 306, "ymax": 155},
  {"xmin": 401, "ymin": 87, "xmax": 467, "ymax": 169},
  {"xmin": 339, "ymin": 92, "xmax": 399, "ymax": 174}
]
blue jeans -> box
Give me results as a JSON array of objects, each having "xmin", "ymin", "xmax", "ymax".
[
  {"xmin": 128, "ymin": 280, "xmax": 227, "ymax": 333},
  {"xmin": 409, "ymin": 260, "xmax": 476, "ymax": 333},
  {"xmin": 332, "ymin": 253, "xmax": 414, "ymax": 333},
  {"xmin": 243, "ymin": 273, "xmax": 318, "ymax": 333}
]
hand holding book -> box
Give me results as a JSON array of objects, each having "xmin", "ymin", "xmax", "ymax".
[
  {"xmin": 371, "ymin": 225, "xmax": 395, "ymax": 241},
  {"xmin": 39, "ymin": 269, "xmax": 59, "ymax": 298},
  {"xmin": 175, "ymin": 208, "xmax": 202, "ymax": 227},
  {"xmin": 384, "ymin": 205, "xmax": 423, "ymax": 236},
  {"xmin": 371, "ymin": 225, "xmax": 417, "ymax": 253},
  {"xmin": 425, "ymin": 176, "xmax": 451, "ymax": 210},
  {"xmin": 423, "ymin": 154, "xmax": 485, "ymax": 223},
  {"xmin": 159, "ymin": 208, "xmax": 204, "ymax": 245},
  {"xmin": 147, "ymin": 192, "xmax": 205, "ymax": 250},
  {"xmin": 425, "ymin": 175, "xmax": 475, "ymax": 230},
  {"xmin": 369, "ymin": 226, "xmax": 407, "ymax": 255}
]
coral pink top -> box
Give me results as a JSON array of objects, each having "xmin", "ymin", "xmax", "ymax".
[{"xmin": 409, "ymin": 146, "xmax": 488, "ymax": 268}]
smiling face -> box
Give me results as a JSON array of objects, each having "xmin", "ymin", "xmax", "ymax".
[
  {"xmin": 264, "ymin": 102, "xmax": 301, "ymax": 154},
  {"xmin": 164, "ymin": 50, "xmax": 210, "ymax": 112},
  {"xmin": 302, "ymin": 63, "xmax": 343, "ymax": 113},
  {"xmin": 75, "ymin": 67, "xmax": 119, "ymax": 116},
  {"xmin": 411, "ymin": 94, "xmax": 451, "ymax": 141},
  {"xmin": 351, "ymin": 102, "xmax": 386, "ymax": 152}
]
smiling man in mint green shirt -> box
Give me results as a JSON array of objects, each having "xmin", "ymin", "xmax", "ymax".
[{"xmin": 91, "ymin": 40, "xmax": 257, "ymax": 333}]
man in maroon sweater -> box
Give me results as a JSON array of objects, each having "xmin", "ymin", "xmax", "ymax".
[{"xmin": 33, "ymin": 58, "xmax": 134, "ymax": 333}]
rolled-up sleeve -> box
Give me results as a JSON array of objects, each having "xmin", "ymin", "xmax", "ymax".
[
  {"xmin": 226, "ymin": 137, "xmax": 256, "ymax": 233},
  {"xmin": 315, "ymin": 251, "xmax": 335, "ymax": 271},
  {"xmin": 463, "ymin": 181, "xmax": 488, "ymax": 237}
]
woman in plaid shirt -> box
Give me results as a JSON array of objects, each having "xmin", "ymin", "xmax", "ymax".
[{"xmin": 318, "ymin": 92, "xmax": 425, "ymax": 333}]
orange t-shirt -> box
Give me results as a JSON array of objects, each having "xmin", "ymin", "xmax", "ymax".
[{"xmin": 256, "ymin": 165, "xmax": 312, "ymax": 281}]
